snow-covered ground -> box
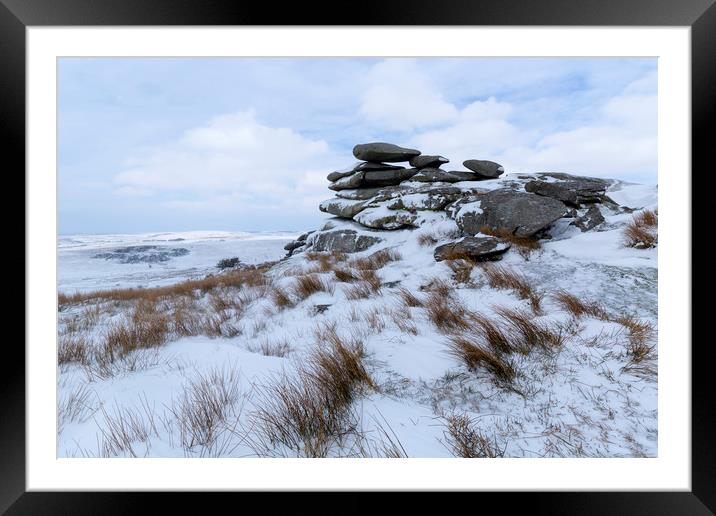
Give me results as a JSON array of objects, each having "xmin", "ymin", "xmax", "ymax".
[
  {"xmin": 57, "ymin": 181, "xmax": 657, "ymax": 459},
  {"xmin": 58, "ymin": 230, "xmax": 296, "ymax": 292}
]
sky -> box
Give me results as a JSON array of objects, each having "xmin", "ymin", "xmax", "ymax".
[{"xmin": 58, "ymin": 57, "xmax": 657, "ymax": 235}]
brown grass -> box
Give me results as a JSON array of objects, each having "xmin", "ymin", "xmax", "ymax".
[
  {"xmin": 389, "ymin": 307, "xmax": 419, "ymax": 335},
  {"xmin": 493, "ymin": 306, "xmax": 564, "ymax": 352},
  {"xmin": 344, "ymin": 282, "xmax": 375, "ymax": 301},
  {"xmin": 481, "ymin": 265, "xmax": 543, "ymax": 313},
  {"xmin": 552, "ymin": 290, "xmax": 609, "ymax": 320},
  {"xmin": 58, "ymin": 335, "xmax": 89, "ymax": 365},
  {"xmin": 446, "ymin": 335, "xmax": 516, "ymax": 384},
  {"xmin": 417, "ymin": 233, "xmax": 439, "ymax": 247},
  {"xmin": 169, "ymin": 365, "xmax": 242, "ymax": 449},
  {"xmin": 333, "ymin": 267, "xmax": 359, "ymax": 283},
  {"xmin": 292, "ymin": 274, "xmax": 331, "ymax": 301},
  {"xmin": 480, "ymin": 226, "xmax": 541, "ymax": 259},
  {"xmin": 58, "ymin": 267, "xmax": 270, "ymax": 308},
  {"xmin": 351, "ymin": 248, "xmax": 402, "ymax": 271},
  {"xmin": 616, "ymin": 315, "xmax": 655, "ymax": 363},
  {"xmin": 249, "ymin": 338, "xmax": 293, "ymax": 357},
  {"xmin": 397, "ymin": 287, "xmax": 423, "ymax": 308},
  {"xmin": 270, "ymin": 287, "xmax": 295, "ymax": 310},
  {"xmin": 102, "ymin": 304, "xmax": 169, "ymax": 363},
  {"xmin": 358, "ymin": 269, "xmax": 382, "ymax": 292},
  {"xmin": 250, "ymin": 327, "xmax": 374, "ymax": 457},
  {"xmin": 443, "ymin": 413, "xmax": 506, "ymax": 458},
  {"xmin": 622, "ymin": 209, "xmax": 658, "ymax": 249},
  {"xmin": 424, "ymin": 292, "xmax": 471, "ymax": 332}
]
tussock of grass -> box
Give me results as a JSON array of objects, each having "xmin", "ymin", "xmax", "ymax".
[
  {"xmin": 292, "ymin": 274, "xmax": 331, "ymax": 301},
  {"xmin": 249, "ymin": 338, "xmax": 293, "ymax": 357},
  {"xmin": 358, "ymin": 269, "xmax": 382, "ymax": 292},
  {"xmin": 424, "ymin": 292, "xmax": 471, "ymax": 332},
  {"xmin": 615, "ymin": 315, "xmax": 655, "ymax": 363},
  {"xmin": 482, "ymin": 265, "xmax": 543, "ymax": 313},
  {"xmin": 417, "ymin": 233, "xmax": 439, "ymax": 247},
  {"xmin": 397, "ymin": 287, "xmax": 423, "ymax": 308},
  {"xmin": 552, "ymin": 290, "xmax": 609, "ymax": 320},
  {"xmin": 622, "ymin": 209, "xmax": 657, "ymax": 249},
  {"xmin": 333, "ymin": 267, "xmax": 359, "ymax": 283},
  {"xmin": 446, "ymin": 335, "xmax": 516, "ymax": 384},
  {"xmin": 351, "ymin": 248, "xmax": 401, "ymax": 271},
  {"xmin": 443, "ymin": 413, "xmax": 506, "ymax": 458},
  {"xmin": 102, "ymin": 309, "xmax": 169, "ymax": 363},
  {"xmin": 169, "ymin": 365, "xmax": 242, "ymax": 449},
  {"xmin": 58, "ymin": 335, "xmax": 89, "ymax": 365},
  {"xmin": 344, "ymin": 282, "xmax": 375, "ymax": 300},
  {"xmin": 250, "ymin": 326, "xmax": 374, "ymax": 457},
  {"xmin": 270, "ymin": 287, "xmax": 294, "ymax": 311},
  {"xmin": 494, "ymin": 306, "xmax": 565, "ymax": 351}
]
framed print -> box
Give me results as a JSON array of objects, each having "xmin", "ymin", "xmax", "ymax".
[{"xmin": 7, "ymin": 0, "xmax": 711, "ymax": 512}]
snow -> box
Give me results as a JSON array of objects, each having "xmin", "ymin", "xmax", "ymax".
[
  {"xmin": 59, "ymin": 230, "xmax": 296, "ymax": 292},
  {"xmin": 57, "ymin": 181, "xmax": 658, "ymax": 458}
]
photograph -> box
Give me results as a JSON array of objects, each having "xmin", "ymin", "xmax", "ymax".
[{"xmin": 56, "ymin": 56, "xmax": 659, "ymax": 459}]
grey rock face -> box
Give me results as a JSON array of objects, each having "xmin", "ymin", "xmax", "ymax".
[
  {"xmin": 386, "ymin": 187, "xmax": 464, "ymax": 211},
  {"xmin": 328, "ymin": 172, "xmax": 365, "ymax": 191},
  {"xmin": 411, "ymin": 168, "xmax": 466, "ymax": 183},
  {"xmin": 463, "ymin": 160, "xmax": 504, "ymax": 178},
  {"xmin": 308, "ymin": 229, "xmax": 382, "ymax": 253},
  {"xmin": 353, "ymin": 142, "xmax": 421, "ymax": 162},
  {"xmin": 319, "ymin": 198, "xmax": 369, "ymax": 218},
  {"xmin": 524, "ymin": 173, "xmax": 612, "ymax": 206},
  {"xmin": 327, "ymin": 162, "xmax": 405, "ymax": 182},
  {"xmin": 455, "ymin": 189, "xmax": 568, "ymax": 237},
  {"xmin": 409, "ymin": 155, "xmax": 449, "ymax": 169},
  {"xmin": 434, "ymin": 236, "xmax": 511, "ymax": 262},
  {"xmin": 362, "ymin": 167, "xmax": 419, "ymax": 186},
  {"xmin": 572, "ymin": 204, "xmax": 606, "ymax": 232},
  {"xmin": 93, "ymin": 245, "xmax": 190, "ymax": 264},
  {"xmin": 353, "ymin": 208, "xmax": 418, "ymax": 230}
]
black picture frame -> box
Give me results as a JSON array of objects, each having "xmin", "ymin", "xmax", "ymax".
[{"xmin": 6, "ymin": 0, "xmax": 709, "ymax": 513}]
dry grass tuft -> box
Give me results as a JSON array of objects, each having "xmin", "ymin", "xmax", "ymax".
[
  {"xmin": 250, "ymin": 327, "xmax": 374, "ymax": 457},
  {"xmin": 615, "ymin": 315, "xmax": 655, "ymax": 363},
  {"xmin": 443, "ymin": 413, "xmax": 506, "ymax": 458},
  {"xmin": 58, "ymin": 335, "xmax": 89, "ymax": 365},
  {"xmin": 447, "ymin": 334, "xmax": 516, "ymax": 384},
  {"xmin": 358, "ymin": 269, "xmax": 382, "ymax": 292},
  {"xmin": 417, "ymin": 233, "xmax": 439, "ymax": 247},
  {"xmin": 249, "ymin": 338, "xmax": 293, "ymax": 357},
  {"xmin": 493, "ymin": 306, "xmax": 564, "ymax": 352},
  {"xmin": 344, "ymin": 282, "xmax": 375, "ymax": 301},
  {"xmin": 292, "ymin": 274, "xmax": 330, "ymax": 301},
  {"xmin": 424, "ymin": 292, "xmax": 471, "ymax": 332},
  {"xmin": 333, "ymin": 267, "xmax": 359, "ymax": 283},
  {"xmin": 169, "ymin": 365, "xmax": 242, "ymax": 449},
  {"xmin": 397, "ymin": 287, "xmax": 423, "ymax": 308},
  {"xmin": 622, "ymin": 209, "xmax": 658, "ymax": 249},
  {"xmin": 481, "ymin": 265, "xmax": 543, "ymax": 313},
  {"xmin": 102, "ymin": 307, "xmax": 169, "ymax": 363},
  {"xmin": 351, "ymin": 248, "xmax": 402, "ymax": 271},
  {"xmin": 552, "ymin": 290, "xmax": 609, "ymax": 320},
  {"xmin": 270, "ymin": 287, "xmax": 295, "ymax": 311},
  {"xmin": 389, "ymin": 307, "xmax": 419, "ymax": 335}
]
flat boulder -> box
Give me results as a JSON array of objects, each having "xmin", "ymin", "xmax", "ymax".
[
  {"xmin": 362, "ymin": 167, "xmax": 418, "ymax": 186},
  {"xmin": 328, "ymin": 172, "xmax": 364, "ymax": 191},
  {"xmin": 308, "ymin": 229, "xmax": 382, "ymax": 253},
  {"xmin": 410, "ymin": 155, "xmax": 449, "ymax": 168},
  {"xmin": 455, "ymin": 189, "xmax": 568, "ymax": 237},
  {"xmin": 327, "ymin": 162, "xmax": 404, "ymax": 182},
  {"xmin": 386, "ymin": 187, "xmax": 463, "ymax": 211},
  {"xmin": 524, "ymin": 173, "xmax": 612, "ymax": 206},
  {"xmin": 463, "ymin": 160, "xmax": 504, "ymax": 179},
  {"xmin": 319, "ymin": 198, "xmax": 369, "ymax": 218},
  {"xmin": 353, "ymin": 142, "xmax": 421, "ymax": 163},
  {"xmin": 434, "ymin": 236, "xmax": 510, "ymax": 262},
  {"xmin": 354, "ymin": 206, "xmax": 418, "ymax": 230}
]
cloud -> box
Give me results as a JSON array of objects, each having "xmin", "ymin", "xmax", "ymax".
[
  {"xmin": 113, "ymin": 110, "xmax": 344, "ymax": 215},
  {"xmin": 359, "ymin": 59, "xmax": 458, "ymax": 131}
]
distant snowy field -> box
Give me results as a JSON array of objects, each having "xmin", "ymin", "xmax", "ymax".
[{"xmin": 58, "ymin": 231, "xmax": 297, "ymax": 293}]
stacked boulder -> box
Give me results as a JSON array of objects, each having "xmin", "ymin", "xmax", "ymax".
[{"xmin": 285, "ymin": 141, "xmax": 620, "ymax": 260}]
